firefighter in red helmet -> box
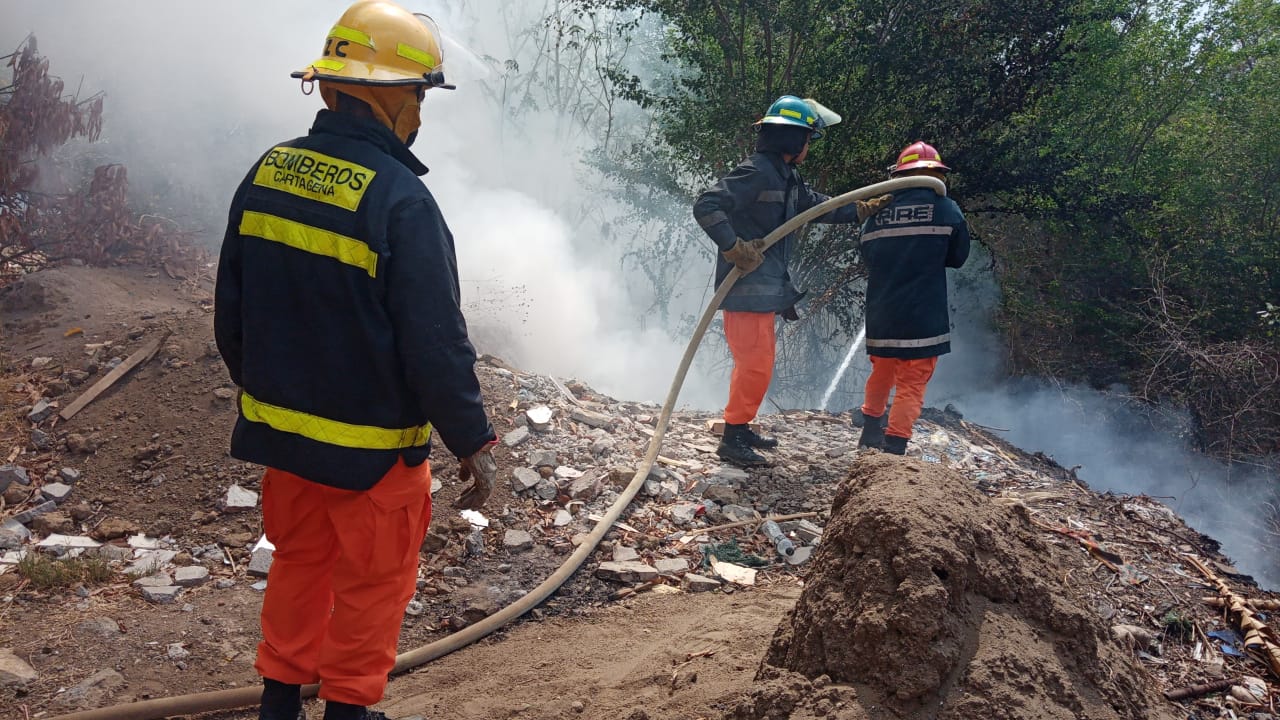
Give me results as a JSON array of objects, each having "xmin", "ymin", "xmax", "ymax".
[{"xmin": 855, "ymin": 142, "xmax": 971, "ymax": 455}]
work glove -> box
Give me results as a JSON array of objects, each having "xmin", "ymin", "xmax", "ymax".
[
  {"xmin": 855, "ymin": 194, "xmax": 893, "ymax": 222},
  {"xmin": 721, "ymin": 238, "xmax": 766, "ymax": 275},
  {"xmin": 780, "ymin": 305, "xmax": 800, "ymax": 322},
  {"xmin": 454, "ymin": 440, "xmax": 499, "ymax": 510}
]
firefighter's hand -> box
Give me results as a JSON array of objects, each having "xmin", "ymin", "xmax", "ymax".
[
  {"xmin": 780, "ymin": 305, "xmax": 800, "ymax": 322},
  {"xmin": 855, "ymin": 194, "xmax": 893, "ymax": 221},
  {"xmin": 454, "ymin": 442, "xmax": 498, "ymax": 510},
  {"xmin": 722, "ymin": 238, "xmax": 765, "ymax": 275}
]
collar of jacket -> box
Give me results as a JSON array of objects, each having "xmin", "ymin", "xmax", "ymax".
[{"xmin": 309, "ymin": 109, "xmax": 430, "ymax": 177}]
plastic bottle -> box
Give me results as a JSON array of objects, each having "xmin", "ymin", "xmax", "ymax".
[{"xmin": 760, "ymin": 520, "xmax": 796, "ymax": 557}]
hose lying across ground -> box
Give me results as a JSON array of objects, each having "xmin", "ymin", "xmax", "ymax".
[{"xmin": 49, "ymin": 175, "xmax": 945, "ymax": 720}]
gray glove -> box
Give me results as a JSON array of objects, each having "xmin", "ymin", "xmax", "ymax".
[
  {"xmin": 454, "ymin": 442, "xmax": 498, "ymax": 510},
  {"xmin": 721, "ymin": 238, "xmax": 766, "ymax": 274}
]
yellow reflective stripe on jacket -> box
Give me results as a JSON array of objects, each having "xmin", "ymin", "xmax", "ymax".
[
  {"xmin": 240, "ymin": 392, "xmax": 431, "ymax": 450},
  {"xmin": 252, "ymin": 146, "xmax": 376, "ymax": 212},
  {"xmin": 239, "ymin": 211, "xmax": 378, "ymax": 278}
]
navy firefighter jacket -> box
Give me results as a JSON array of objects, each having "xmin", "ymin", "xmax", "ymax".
[
  {"xmin": 693, "ymin": 152, "xmax": 861, "ymax": 314},
  {"xmin": 214, "ymin": 110, "xmax": 496, "ymax": 491},
  {"xmin": 858, "ymin": 186, "xmax": 970, "ymax": 359}
]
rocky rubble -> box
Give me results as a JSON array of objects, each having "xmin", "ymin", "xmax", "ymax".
[{"xmin": 2, "ymin": 303, "xmax": 1279, "ymax": 717}]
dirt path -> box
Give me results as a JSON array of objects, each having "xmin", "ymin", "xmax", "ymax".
[{"xmin": 380, "ymin": 584, "xmax": 797, "ymax": 720}]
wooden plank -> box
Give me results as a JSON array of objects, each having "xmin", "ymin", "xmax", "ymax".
[{"xmin": 58, "ymin": 333, "xmax": 168, "ymax": 421}]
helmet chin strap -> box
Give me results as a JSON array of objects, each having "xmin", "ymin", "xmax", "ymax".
[{"xmin": 319, "ymin": 83, "xmax": 422, "ymax": 143}]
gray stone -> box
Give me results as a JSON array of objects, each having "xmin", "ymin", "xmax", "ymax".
[
  {"xmin": 94, "ymin": 544, "xmax": 131, "ymax": 562},
  {"xmin": 658, "ymin": 480, "xmax": 680, "ymax": 503},
  {"xmin": 667, "ymin": 502, "xmax": 701, "ymax": 526},
  {"xmin": 30, "ymin": 428, "xmax": 53, "ymax": 451},
  {"xmin": 431, "ymin": 476, "xmax": 442, "ymax": 495},
  {"xmin": 503, "ymin": 529, "xmax": 534, "ymax": 551},
  {"xmin": 212, "ymin": 388, "xmax": 236, "ymax": 400},
  {"xmin": 511, "ymin": 467, "xmax": 541, "ymax": 492},
  {"xmin": 569, "ymin": 407, "xmax": 614, "ymax": 429},
  {"xmin": 27, "ymin": 399, "xmax": 56, "ymax": 423},
  {"xmin": 554, "ymin": 465, "xmax": 584, "ymax": 479},
  {"xmin": 167, "ymin": 643, "xmax": 190, "ymax": 660},
  {"xmin": 684, "ymin": 573, "xmax": 721, "ymax": 592},
  {"xmin": 174, "ymin": 566, "xmax": 210, "ymax": 587},
  {"xmin": 214, "ymin": 579, "xmax": 236, "ymax": 589},
  {"xmin": 133, "ymin": 572, "xmax": 174, "ymax": 588},
  {"xmin": 40, "ymin": 482, "xmax": 73, "ymax": 503},
  {"xmin": 702, "ymin": 485, "xmax": 740, "ymax": 504},
  {"xmin": 0, "ymin": 465, "xmax": 31, "ymax": 492},
  {"xmin": 589, "ymin": 437, "xmax": 615, "ymax": 457},
  {"xmin": 503, "ymin": 426, "xmax": 531, "ymax": 448},
  {"xmin": 568, "ymin": 473, "xmax": 602, "ymax": 502},
  {"xmin": 124, "ymin": 550, "xmax": 177, "ymax": 576},
  {"xmin": 76, "ymin": 617, "xmax": 120, "ymax": 638},
  {"xmin": 553, "ymin": 509, "xmax": 572, "ymax": 527},
  {"xmin": 825, "ymin": 445, "xmax": 856, "ymax": 458},
  {"xmin": 0, "ymin": 532, "xmax": 21, "ymax": 551},
  {"xmin": 528, "ymin": 449, "xmax": 558, "ymax": 468},
  {"xmin": 12, "ymin": 500, "xmax": 56, "ymax": 525},
  {"xmin": 30, "ymin": 356, "xmax": 53, "ymax": 369},
  {"xmin": 54, "ymin": 668, "xmax": 125, "ymax": 708},
  {"xmin": 404, "ymin": 600, "xmax": 425, "ymax": 616},
  {"xmin": 223, "ymin": 484, "xmax": 258, "ymax": 511},
  {"xmin": 247, "ymin": 547, "xmax": 274, "ymax": 577},
  {"xmin": 654, "ymin": 558, "xmax": 688, "ymax": 574},
  {"xmin": 612, "ymin": 546, "xmax": 639, "ymax": 562},
  {"xmin": 442, "ymin": 566, "xmax": 467, "ymax": 577},
  {"xmin": 0, "ymin": 647, "xmax": 38, "ymax": 686},
  {"xmin": 533, "ymin": 479, "xmax": 558, "ymax": 501},
  {"xmin": 251, "ymin": 580, "xmax": 268, "ymax": 591},
  {"xmin": 595, "ymin": 561, "xmax": 658, "ymax": 584},
  {"xmin": 720, "ymin": 504, "xmax": 757, "ymax": 523},
  {"xmin": 710, "ymin": 466, "xmax": 750, "ymax": 483},
  {"xmin": 139, "ymin": 585, "xmax": 182, "ymax": 604},
  {"xmin": 58, "ymin": 467, "xmax": 82, "ymax": 484}
]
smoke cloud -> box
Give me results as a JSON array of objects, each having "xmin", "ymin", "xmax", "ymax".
[{"xmin": 1, "ymin": 0, "xmax": 727, "ymax": 409}]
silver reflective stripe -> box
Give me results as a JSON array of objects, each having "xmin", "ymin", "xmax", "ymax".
[
  {"xmin": 860, "ymin": 225, "xmax": 953, "ymax": 244},
  {"xmin": 866, "ymin": 333, "xmax": 950, "ymax": 348},
  {"xmin": 757, "ymin": 190, "xmax": 786, "ymax": 203},
  {"xmin": 696, "ymin": 210, "xmax": 730, "ymax": 229}
]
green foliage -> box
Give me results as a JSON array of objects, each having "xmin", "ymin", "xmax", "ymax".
[
  {"xmin": 584, "ymin": 0, "xmax": 1280, "ymax": 453},
  {"xmin": 17, "ymin": 553, "xmax": 114, "ymax": 590}
]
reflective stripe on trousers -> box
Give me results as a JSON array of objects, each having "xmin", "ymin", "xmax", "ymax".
[{"xmin": 240, "ymin": 392, "xmax": 431, "ymax": 450}]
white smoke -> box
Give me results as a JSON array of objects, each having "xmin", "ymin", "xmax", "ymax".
[{"xmin": 0, "ymin": 0, "xmax": 727, "ymax": 409}]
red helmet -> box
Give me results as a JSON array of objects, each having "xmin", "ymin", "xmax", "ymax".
[{"xmin": 889, "ymin": 141, "xmax": 951, "ymax": 174}]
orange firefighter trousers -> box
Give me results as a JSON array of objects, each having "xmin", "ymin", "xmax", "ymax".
[
  {"xmin": 723, "ymin": 310, "xmax": 777, "ymax": 425},
  {"xmin": 860, "ymin": 356, "xmax": 939, "ymax": 440},
  {"xmin": 255, "ymin": 458, "xmax": 431, "ymax": 706}
]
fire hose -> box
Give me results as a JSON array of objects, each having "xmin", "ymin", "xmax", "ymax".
[{"xmin": 48, "ymin": 175, "xmax": 944, "ymax": 720}]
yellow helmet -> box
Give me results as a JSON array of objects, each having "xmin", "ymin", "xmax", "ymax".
[{"xmin": 291, "ymin": 0, "xmax": 453, "ymax": 90}]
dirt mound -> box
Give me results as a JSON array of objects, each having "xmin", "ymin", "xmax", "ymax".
[{"xmin": 732, "ymin": 453, "xmax": 1179, "ymax": 720}]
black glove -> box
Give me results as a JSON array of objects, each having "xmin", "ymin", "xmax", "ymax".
[{"xmin": 780, "ymin": 306, "xmax": 800, "ymax": 322}]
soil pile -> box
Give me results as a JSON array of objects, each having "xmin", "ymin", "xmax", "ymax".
[{"xmin": 732, "ymin": 453, "xmax": 1180, "ymax": 720}]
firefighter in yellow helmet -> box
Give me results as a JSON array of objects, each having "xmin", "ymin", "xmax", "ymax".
[{"xmin": 214, "ymin": 4, "xmax": 497, "ymax": 720}]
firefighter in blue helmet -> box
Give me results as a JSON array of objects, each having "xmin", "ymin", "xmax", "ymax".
[{"xmin": 693, "ymin": 95, "xmax": 893, "ymax": 466}]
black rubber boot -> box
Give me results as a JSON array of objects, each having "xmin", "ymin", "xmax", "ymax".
[
  {"xmin": 323, "ymin": 701, "xmax": 390, "ymax": 720},
  {"xmin": 717, "ymin": 423, "xmax": 768, "ymax": 466},
  {"xmin": 857, "ymin": 412, "xmax": 885, "ymax": 449},
  {"xmin": 742, "ymin": 426, "xmax": 779, "ymax": 450},
  {"xmin": 884, "ymin": 435, "xmax": 908, "ymax": 455},
  {"xmin": 259, "ymin": 678, "xmax": 303, "ymax": 720}
]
